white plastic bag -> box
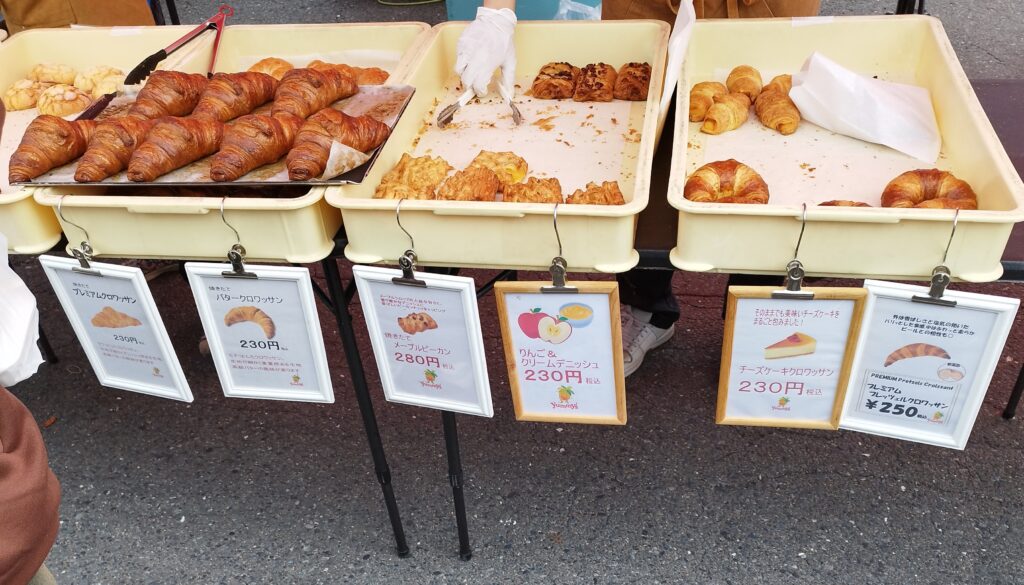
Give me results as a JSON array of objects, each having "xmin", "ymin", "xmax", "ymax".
[
  {"xmin": 791, "ymin": 52, "xmax": 942, "ymax": 163},
  {"xmin": 554, "ymin": 0, "xmax": 602, "ymax": 20},
  {"xmin": 0, "ymin": 232, "xmax": 43, "ymax": 386}
]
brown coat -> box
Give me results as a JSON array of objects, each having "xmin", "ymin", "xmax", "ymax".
[
  {"xmin": 0, "ymin": 0, "xmax": 155, "ymax": 34},
  {"xmin": 603, "ymin": 0, "xmax": 821, "ymax": 21},
  {"xmin": 0, "ymin": 387, "xmax": 60, "ymax": 585}
]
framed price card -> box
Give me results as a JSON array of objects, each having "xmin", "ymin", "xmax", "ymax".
[
  {"xmin": 39, "ymin": 255, "xmax": 192, "ymax": 402},
  {"xmin": 184, "ymin": 263, "xmax": 335, "ymax": 403},
  {"xmin": 494, "ymin": 281, "xmax": 626, "ymax": 425},
  {"xmin": 839, "ymin": 280, "xmax": 1019, "ymax": 450},
  {"xmin": 353, "ymin": 265, "xmax": 493, "ymax": 417},
  {"xmin": 718, "ymin": 287, "xmax": 867, "ymax": 430}
]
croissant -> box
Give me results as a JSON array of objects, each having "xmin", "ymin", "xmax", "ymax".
[
  {"xmin": 688, "ymin": 81, "xmax": 727, "ymax": 122},
  {"xmin": 90, "ymin": 306, "xmax": 141, "ymax": 328},
  {"xmin": 75, "ymin": 117, "xmax": 158, "ymax": 182},
  {"xmin": 397, "ymin": 312, "xmax": 437, "ymax": 335},
  {"xmin": 354, "ymin": 67, "xmax": 389, "ymax": 85},
  {"xmin": 271, "ymin": 67, "xmax": 358, "ymax": 120},
  {"xmin": 9, "ymin": 116, "xmax": 97, "ymax": 183},
  {"xmin": 248, "ymin": 57, "xmax": 294, "ymax": 80},
  {"xmin": 210, "ymin": 113, "xmax": 303, "ymax": 182},
  {"xmin": 286, "ymin": 108, "xmax": 391, "ymax": 181},
  {"xmin": 754, "ymin": 75, "xmax": 800, "ymax": 135},
  {"xmin": 701, "ymin": 93, "xmax": 750, "ymax": 135},
  {"xmin": 191, "ymin": 72, "xmax": 278, "ymax": 122},
  {"xmin": 127, "ymin": 71, "xmax": 209, "ymax": 120},
  {"xmin": 224, "ymin": 306, "xmax": 276, "ymax": 339},
  {"xmin": 819, "ymin": 200, "xmax": 871, "ymax": 207},
  {"xmin": 127, "ymin": 116, "xmax": 224, "ymax": 182},
  {"xmin": 881, "ymin": 169, "xmax": 978, "ymax": 210},
  {"xmin": 763, "ymin": 74, "xmax": 792, "ymax": 95},
  {"xmin": 884, "ymin": 343, "xmax": 950, "ymax": 367},
  {"xmin": 726, "ymin": 65, "xmax": 762, "ymax": 102},
  {"xmin": 684, "ymin": 159, "xmax": 769, "ymax": 204}
]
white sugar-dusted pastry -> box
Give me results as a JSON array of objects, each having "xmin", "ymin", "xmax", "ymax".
[
  {"xmin": 37, "ymin": 84, "xmax": 92, "ymax": 117},
  {"xmin": 29, "ymin": 63, "xmax": 78, "ymax": 85},
  {"xmin": 74, "ymin": 66, "xmax": 124, "ymax": 96},
  {"xmin": 2, "ymin": 79, "xmax": 53, "ymax": 110},
  {"xmin": 91, "ymin": 74, "xmax": 126, "ymax": 98}
]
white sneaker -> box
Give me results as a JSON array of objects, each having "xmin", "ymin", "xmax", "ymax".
[{"xmin": 621, "ymin": 306, "xmax": 676, "ymax": 377}]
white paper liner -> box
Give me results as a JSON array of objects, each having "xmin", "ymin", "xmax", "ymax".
[{"xmin": 322, "ymin": 142, "xmax": 370, "ymax": 180}]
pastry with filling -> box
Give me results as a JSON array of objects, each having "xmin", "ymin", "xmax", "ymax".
[
  {"xmin": 468, "ymin": 150, "xmax": 528, "ymax": 187},
  {"xmin": 573, "ymin": 63, "xmax": 616, "ymax": 102},
  {"xmin": 374, "ymin": 153, "xmax": 452, "ymax": 199},
  {"xmin": 503, "ymin": 177, "xmax": 562, "ymax": 203},
  {"xmin": 531, "ymin": 62, "xmax": 580, "ymax": 100},
  {"xmin": 613, "ymin": 62, "xmax": 651, "ymax": 101},
  {"xmin": 764, "ymin": 332, "xmax": 816, "ymax": 359},
  {"xmin": 436, "ymin": 167, "xmax": 500, "ymax": 202},
  {"xmin": 566, "ymin": 181, "xmax": 625, "ymax": 205}
]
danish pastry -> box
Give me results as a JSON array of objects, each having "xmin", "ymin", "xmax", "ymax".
[
  {"xmin": 29, "ymin": 63, "xmax": 77, "ymax": 85},
  {"xmin": 726, "ymin": 65, "xmax": 762, "ymax": 102},
  {"xmin": 531, "ymin": 62, "xmax": 580, "ymax": 100},
  {"xmin": 613, "ymin": 62, "xmax": 651, "ymax": 101},
  {"xmin": 688, "ymin": 81, "xmax": 727, "ymax": 122},
  {"xmin": 2, "ymin": 79, "xmax": 53, "ymax": 111},
  {"xmin": 684, "ymin": 159, "xmax": 769, "ymax": 204},
  {"xmin": 91, "ymin": 306, "xmax": 141, "ymax": 328},
  {"xmin": 436, "ymin": 167, "xmax": 500, "ymax": 202},
  {"xmin": 567, "ymin": 181, "xmax": 625, "ymax": 205},
  {"xmin": 375, "ymin": 153, "xmax": 452, "ymax": 199},
  {"xmin": 468, "ymin": 151, "xmax": 528, "ymax": 187},
  {"xmin": 224, "ymin": 306, "xmax": 276, "ymax": 339},
  {"xmin": 881, "ymin": 169, "xmax": 978, "ymax": 210},
  {"xmin": 398, "ymin": 312, "xmax": 437, "ymax": 335},
  {"xmin": 504, "ymin": 177, "xmax": 563, "ymax": 204},
  {"xmin": 573, "ymin": 63, "xmax": 616, "ymax": 102},
  {"xmin": 74, "ymin": 66, "xmax": 124, "ymax": 97},
  {"xmin": 37, "ymin": 84, "xmax": 92, "ymax": 117}
]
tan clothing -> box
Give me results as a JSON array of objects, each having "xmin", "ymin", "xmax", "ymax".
[
  {"xmin": 603, "ymin": 0, "xmax": 821, "ymax": 21},
  {"xmin": 0, "ymin": 0, "xmax": 155, "ymax": 34},
  {"xmin": 0, "ymin": 387, "xmax": 60, "ymax": 585}
]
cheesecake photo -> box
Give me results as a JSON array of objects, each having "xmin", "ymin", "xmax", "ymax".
[{"xmin": 764, "ymin": 332, "xmax": 817, "ymax": 360}]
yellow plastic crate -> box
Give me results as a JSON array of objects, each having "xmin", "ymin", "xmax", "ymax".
[
  {"xmin": 29, "ymin": 22, "xmax": 431, "ymax": 262},
  {"xmin": 327, "ymin": 20, "xmax": 670, "ymax": 273},
  {"xmin": 668, "ymin": 15, "xmax": 1024, "ymax": 282}
]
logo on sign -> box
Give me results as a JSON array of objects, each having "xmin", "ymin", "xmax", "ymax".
[
  {"xmin": 420, "ymin": 369, "xmax": 442, "ymax": 389},
  {"xmin": 551, "ymin": 385, "xmax": 578, "ymax": 410},
  {"xmin": 771, "ymin": 396, "xmax": 792, "ymax": 412}
]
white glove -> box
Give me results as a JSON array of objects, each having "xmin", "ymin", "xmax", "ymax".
[{"xmin": 454, "ymin": 7, "xmax": 517, "ymax": 98}]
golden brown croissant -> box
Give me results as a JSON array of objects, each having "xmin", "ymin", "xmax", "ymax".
[
  {"xmin": 74, "ymin": 117, "xmax": 158, "ymax": 182},
  {"xmin": 701, "ymin": 93, "xmax": 750, "ymax": 135},
  {"xmin": 684, "ymin": 159, "xmax": 769, "ymax": 204},
  {"xmin": 286, "ymin": 109, "xmax": 391, "ymax": 181},
  {"xmin": 271, "ymin": 67, "xmax": 358, "ymax": 120},
  {"xmin": 754, "ymin": 75, "xmax": 800, "ymax": 135},
  {"xmin": 397, "ymin": 312, "xmax": 437, "ymax": 335},
  {"xmin": 688, "ymin": 81, "xmax": 727, "ymax": 122},
  {"xmin": 191, "ymin": 72, "xmax": 278, "ymax": 122},
  {"xmin": 127, "ymin": 116, "xmax": 224, "ymax": 182},
  {"xmin": 127, "ymin": 71, "xmax": 209, "ymax": 120},
  {"xmin": 726, "ymin": 65, "xmax": 762, "ymax": 102},
  {"xmin": 881, "ymin": 169, "xmax": 978, "ymax": 210},
  {"xmin": 210, "ymin": 113, "xmax": 303, "ymax": 182},
  {"xmin": 224, "ymin": 306, "xmax": 276, "ymax": 339},
  {"xmin": 354, "ymin": 67, "xmax": 389, "ymax": 85},
  {"xmin": 9, "ymin": 116, "xmax": 97, "ymax": 183},
  {"xmin": 248, "ymin": 57, "xmax": 294, "ymax": 80},
  {"xmin": 884, "ymin": 343, "xmax": 950, "ymax": 367},
  {"xmin": 90, "ymin": 306, "xmax": 141, "ymax": 328}
]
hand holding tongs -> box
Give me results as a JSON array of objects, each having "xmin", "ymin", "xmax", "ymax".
[
  {"xmin": 436, "ymin": 84, "xmax": 523, "ymax": 129},
  {"xmin": 77, "ymin": 4, "xmax": 233, "ymax": 121}
]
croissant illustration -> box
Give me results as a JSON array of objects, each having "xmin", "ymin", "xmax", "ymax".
[
  {"xmin": 271, "ymin": 67, "xmax": 358, "ymax": 120},
  {"xmin": 397, "ymin": 312, "xmax": 437, "ymax": 335},
  {"xmin": 210, "ymin": 113, "xmax": 304, "ymax": 182},
  {"xmin": 127, "ymin": 71, "xmax": 209, "ymax": 120},
  {"xmin": 224, "ymin": 306, "xmax": 276, "ymax": 339},
  {"xmin": 286, "ymin": 109, "xmax": 391, "ymax": 180},
  {"xmin": 91, "ymin": 306, "xmax": 142, "ymax": 328},
  {"xmin": 127, "ymin": 116, "xmax": 224, "ymax": 182},
  {"xmin": 74, "ymin": 117, "xmax": 158, "ymax": 182},
  {"xmin": 9, "ymin": 116, "xmax": 97, "ymax": 183},
  {"xmin": 884, "ymin": 343, "xmax": 951, "ymax": 367},
  {"xmin": 192, "ymin": 72, "xmax": 278, "ymax": 122}
]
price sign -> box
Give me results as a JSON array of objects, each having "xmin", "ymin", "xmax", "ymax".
[
  {"xmin": 39, "ymin": 256, "xmax": 192, "ymax": 402},
  {"xmin": 718, "ymin": 287, "xmax": 867, "ymax": 429},
  {"xmin": 494, "ymin": 281, "xmax": 626, "ymax": 425},
  {"xmin": 840, "ymin": 280, "xmax": 1019, "ymax": 449},
  {"xmin": 352, "ymin": 265, "xmax": 492, "ymax": 417},
  {"xmin": 184, "ymin": 263, "xmax": 334, "ymax": 403}
]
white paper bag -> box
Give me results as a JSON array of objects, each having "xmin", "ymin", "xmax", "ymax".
[
  {"xmin": 790, "ymin": 52, "xmax": 942, "ymax": 163},
  {"xmin": 0, "ymin": 233, "xmax": 43, "ymax": 386}
]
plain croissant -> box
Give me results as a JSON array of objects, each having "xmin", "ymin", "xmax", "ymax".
[
  {"xmin": 191, "ymin": 72, "xmax": 278, "ymax": 122},
  {"xmin": 127, "ymin": 71, "xmax": 209, "ymax": 120},
  {"xmin": 271, "ymin": 67, "xmax": 358, "ymax": 120},
  {"xmin": 210, "ymin": 113, "xmax": 304, "ymax": 182},
  {"xmin": 9, "ymin": 116, "xmax": 97, "ymax": 183},
  {"xmin": 701, "ymin": 93, "xmax": 750, "ymax": 135},
  {"xmin": 286, "ymin": 109, "xmax": 391, "ymax": 181},
  {"xmin": 127, "ymin": 116, "xmax": 224, "ymax": 182},
  {"xmin": 75, "ymin": 117, "xmax": 157, "ymax": 182}
]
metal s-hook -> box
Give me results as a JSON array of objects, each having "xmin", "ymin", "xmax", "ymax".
[
  {"xmin": 772, "ymin": 203, "xmax": 813, "ymax": 300},
  {"xmin": 57, "ymin": 195, "xmax": 101, "ymax": 275},
  {"xmin": 913, "ymin": 208, "xmax": 959, "ymax": 307},
  {"xmin": 392, "ymin": 199, "xmax": 426, "ymax": 287},
  {"xmin": 219, "ymin": 197, "xmax": 256, "ymax": 279},
  {"xmin": 542, "ymin": 203, "xmax": 577, "ymax": 294}
]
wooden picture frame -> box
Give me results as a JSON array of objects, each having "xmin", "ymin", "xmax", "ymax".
[
  {"xmin": 494, "ymin": 281, "xmax": 626, "ymax": 425},
  {"xmin": 717, "ymin": 286, "xmax": 867, "ymax": 430}
]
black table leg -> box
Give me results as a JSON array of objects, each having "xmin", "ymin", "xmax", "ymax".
[
  {"xmin": 1002, "ymin": 363, "xmax": 1024, "ymax": 420},
  {"xmin": 321, "ymin": 258, "xmax": 410, "ymax": 557},
  {"xmin": 442, "ymin": 411, "xmax": 473, "ymax": 561},
  {"xmin": 37, "ymin": 322, "xmax": 58, "ymax": 364}
]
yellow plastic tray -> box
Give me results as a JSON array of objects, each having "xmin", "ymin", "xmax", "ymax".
[
  {"xmin": 668, "ymin": 15, "xmax": 1024, "ymax": 282},
  {"xmin": 29, "ymin": 22, "xmax": 431, "ymax": 262},
  {"xmin": 327, "ymin": 20, "xmax": 670, "ymax": 273}
]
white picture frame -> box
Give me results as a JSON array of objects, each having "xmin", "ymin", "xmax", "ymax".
[
  {"xmin": 184, "ymin": 263, "xmax": 334, "ymax": 403},
  {"xmin": 38, "ymin": 255, "xmax": 192, "ymax": 402},
  {"xmin": 352, "ymin": 265, "xmax": 493, "ymax": 417},
  {"xmin": 839, "ymin": 280, "xmax": 1020, "ymax": 449}
]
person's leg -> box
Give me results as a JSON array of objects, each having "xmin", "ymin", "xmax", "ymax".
[
  {"xmin": 28, "ymin": 563, "xmax": 56, "ymax": 585},
  {"xmin": 617, "ymin": 269, "xmax": 678, "ymax": 376}
]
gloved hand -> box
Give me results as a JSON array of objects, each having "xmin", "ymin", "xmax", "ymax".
[{"xmin": 454, "ymin": 7, "xmax": 517, "ymax": 98}]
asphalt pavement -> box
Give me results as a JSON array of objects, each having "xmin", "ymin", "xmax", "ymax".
[{"xmin": 7, "ymin": 1, "xmax": 1024, "ymax": 584}]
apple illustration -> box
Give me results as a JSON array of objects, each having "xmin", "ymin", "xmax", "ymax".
[
  {"xmin": 538, "ymin": 315, "xmax": 572, "ymax": 344},
  {"xmin": 518, "ymin": 308, "xmax": 551, "ymax": 339}
]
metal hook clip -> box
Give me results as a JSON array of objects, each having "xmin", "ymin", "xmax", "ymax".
[
  {"xmin": 913, "ymin": 209, "xmax": 958, "ymax": 307},
  {"xmin": 772, "ymin": 204, "xmax": 813, "ymax": 300},
  {"xmin": 220, "ymin": 197, "xmax": 256, "ymax": 279},
  {"xmin": 542, "ymin": 204, "xmax": 578, "ymax": 294},
  {"xmin": 392, "ymin": 199, "xmax": 426, "ymax": 287},
  {"xmin": 57, "ymin": 195, "xmax": 101, "ymax": 275}
]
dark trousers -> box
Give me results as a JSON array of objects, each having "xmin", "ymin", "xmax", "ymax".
[{"xmin": 617, "ymin": 269, "xmax": 679, "ymax": 329}]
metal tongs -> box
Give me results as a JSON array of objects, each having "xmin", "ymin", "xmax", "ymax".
[
  {"xmin": 436, "ymin": 83, "xmax": 523, "ymax": 129},
  {"xmin": 76, "ymin": 4, "xmax": 234, "ymax": 121}
]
